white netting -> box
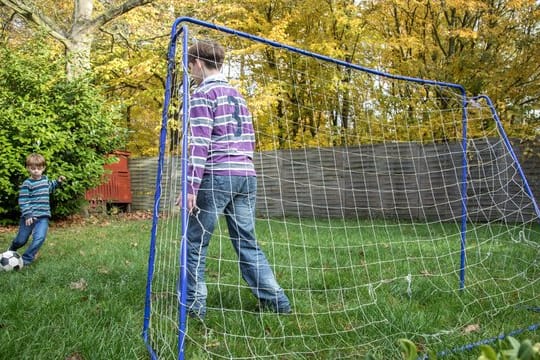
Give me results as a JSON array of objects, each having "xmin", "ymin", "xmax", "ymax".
[{"xmin": 144, "ymin": 21, "xmax": 540, "ymax": 359}]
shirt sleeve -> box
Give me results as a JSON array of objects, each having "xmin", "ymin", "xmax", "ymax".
[
  {"xmin": 187, "ymin": 92, "xmax": 214, "ymax": 195},
  {"xmin": 18, "ymin": 181, "xmax": 33, "ymax": 219},
  {"xmin": 49, "ymin": 179, "xmax": 59, "ymax": 193}
]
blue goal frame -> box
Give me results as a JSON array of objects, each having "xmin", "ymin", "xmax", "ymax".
[{"xmin": 142, "ymin": 17, "xmax": 540, "ymax": 360}]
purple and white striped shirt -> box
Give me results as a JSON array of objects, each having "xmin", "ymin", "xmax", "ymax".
[{"xmin": 187, "ymin": 74, "xmax": 256, "ymax": 195}]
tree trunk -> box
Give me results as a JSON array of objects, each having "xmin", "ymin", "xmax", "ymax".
[
  {"xmin": 66, "ymin": 0, "xmax": 94, "ymax": 79},
  {"xmin": 0, "ymin": 0, "xmax": 153, "ymax": 80}
]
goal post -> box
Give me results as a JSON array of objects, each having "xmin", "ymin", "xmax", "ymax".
[{"xmin": 143, "ymin": 17, "xmax": 540, "ymax": 360}]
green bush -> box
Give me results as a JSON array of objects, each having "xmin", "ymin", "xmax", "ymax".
[
  {"xmin": 0, "ymin": 42, "xmax": 127, "ymax": 222},
  {"xmin": 374, "ymin": 337, "xmax": 540, "ymax": 360}
]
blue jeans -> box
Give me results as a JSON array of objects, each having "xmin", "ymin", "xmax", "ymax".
[
  {"xmin": 9, "ymin": 217, "xmax": 49, "ymax": 265},
  {"xmin": 184, "ymin": 175, "xmax": 290, "ymax": 318}
]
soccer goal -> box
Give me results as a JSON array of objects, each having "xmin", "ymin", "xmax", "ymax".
[{"xmin": 142, "ymin": 17, "xmax": 540, "ymax": 359}]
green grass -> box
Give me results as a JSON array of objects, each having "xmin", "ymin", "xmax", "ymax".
[
  {"xmin": 1, "ymin": 217, "xmax": 539, "ymax": 359},
  {"xmin": 0, "ymin": 218, "xmax": 151, "ymax": 360},
  {"xmin": 144, "ymin": 217, "xmax": 540, "ymax": 359}
]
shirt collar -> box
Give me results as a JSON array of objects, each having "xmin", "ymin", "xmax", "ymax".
[{"xmin": 200, "ymin": 73, "xmax": 227, "ymax": 85}]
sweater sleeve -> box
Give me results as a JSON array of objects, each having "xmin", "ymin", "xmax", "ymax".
[
  {"xmin": 18, "ymin": 180, "xmax": 34, "ymax": 219},
  {"xmin": 187, "ymin": 92, "xmax": 214, "ymax": 195},
  {"xmin": 49, "ymin": 179, "xmax": 59, "ymax": 193}
]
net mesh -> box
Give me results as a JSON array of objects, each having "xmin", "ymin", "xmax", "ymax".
[{"xmin": 143, "ymin": 20, "xmax": 540, "ymax": 359}]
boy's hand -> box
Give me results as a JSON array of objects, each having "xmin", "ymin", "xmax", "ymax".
[
  {"xmin": 58, "ymin": 176, "xmax": 66, "ymax": 183},
  {"xmin": 25, "ymin": 217, "xmax": 35, "ymax": 226},
  {"xmin": 175, "ymin": 193, "xmax": 198, "ymax": 215}
]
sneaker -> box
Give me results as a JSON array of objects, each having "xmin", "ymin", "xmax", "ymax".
[
  {"xmin": 187, "ymin": 308, "xmax": 206, "ymax": 320},
  {"xmin": 258, "ymin": 299, "xmax": 292, "ymax": 314}
]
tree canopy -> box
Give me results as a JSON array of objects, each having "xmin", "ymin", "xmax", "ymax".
[{"xmin": 0, "ymin": 0, "xmax": 538, "ymax": 157}]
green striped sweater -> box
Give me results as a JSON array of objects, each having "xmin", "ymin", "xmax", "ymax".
[{"xmin": 19, "ymin": 176, "xmax": 60, "ymax": 219}]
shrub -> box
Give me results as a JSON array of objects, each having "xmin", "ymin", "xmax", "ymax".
[
  {"xmin": 0, "ymin": 42, "xmax": 127, "ymax": 222},
  {"xmin": 385, "ymin": 337, "xmax": 540, "ymax": 360}
]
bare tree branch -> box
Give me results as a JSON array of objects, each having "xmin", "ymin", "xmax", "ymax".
[
  {"xmin": 87, "ymin": 0, "xmax": 154, "ymax": 33},
  {"xmin": 0, "ymin": 0, "xmax": 68, "ymax": 44}
]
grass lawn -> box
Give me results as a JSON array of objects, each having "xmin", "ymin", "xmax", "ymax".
[
  {"xmin": 147, "ymin": 217, "xmax": 540, "ymax": 359},
  {"xmin": 1, "ymin": 215, "xmax": 538, "ymax": 359},
  {"xmin": 0, "ymin": 216, "xmax": 152, "ymax": 360}
]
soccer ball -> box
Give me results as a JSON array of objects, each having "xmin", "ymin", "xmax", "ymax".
[{"xmin": 0, "ymin": 251, "xmax": 24, "ymax": 271}]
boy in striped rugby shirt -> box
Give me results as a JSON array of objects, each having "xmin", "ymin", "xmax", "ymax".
[
  {"xmin": 176, "ymin": 40, "xmax": 291, "ymax": 319},
  {"xmin": 8, "ymin": 153, "xmax": 65, "ymax": 265}
]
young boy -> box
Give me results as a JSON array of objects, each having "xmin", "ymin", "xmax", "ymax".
[
  {"xmin": 8, "ymin": 153, "xmax": 66, "ymax": 265},
  {"xmin": 176, "ymin": 40, "xmax": 291, "ymax": 319}
]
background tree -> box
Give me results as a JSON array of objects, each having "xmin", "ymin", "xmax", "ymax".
[
  {"xmin": 0, "ymin": 0, "xmax": 537, "ymax": 156},
  {"xmin": 0, "ymin": 0, "xmax": 200, "ymax": 155},
  {"xmin": 0, "ymin": 0, "xmax": 154, "ymax": 79},
  {"xmin": 364, "ymin": 0, "xmax": 540, "ymax": 142},
  {"xmin": 91, "ymin": 1, "xmax": 200, "ymax": 155},
  {"xmin": 185, "ymin": 0, "xmax": 372, "ymax": 149},
  {"xmin": 180, "ymin": 0, "xmax": 538, "ymax": 149}
]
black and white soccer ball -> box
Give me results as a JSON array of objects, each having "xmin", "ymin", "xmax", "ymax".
[{"xmin": 0, "ymin": 250, "xmax": 24, "ymax": 271}]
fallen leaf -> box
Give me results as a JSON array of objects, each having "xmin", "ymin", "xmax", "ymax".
[
  {"xmin": 70, "ymin": 278, "xmax": 88, "ymax": 291},
  {"xmin": 463, "ymin": 323, "xmax": 481, "ymax": 333},
  {"xmin": 97, "ymin": 266, "xmax": 110, "ymax": 274},
  {"xmin": 65, "ymin": 352, "xmax": 85, "ymax": 360}
]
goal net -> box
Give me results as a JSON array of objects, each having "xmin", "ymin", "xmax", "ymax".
[{"xmin": 143, "ymin": 18, "xmax": 540, "ymax": 359}]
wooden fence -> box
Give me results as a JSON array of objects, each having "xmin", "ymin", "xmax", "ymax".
[{"xmin": 128, "ymin": 139, "xmax": 540, "ymax": 222}]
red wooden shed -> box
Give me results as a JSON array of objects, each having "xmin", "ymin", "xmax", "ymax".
[{"xmin": 85, "ymin": 151, "xmax": 132, "ymax": 211}]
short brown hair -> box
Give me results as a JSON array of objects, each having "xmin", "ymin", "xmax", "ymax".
[
  {"xmin": 187, "ymin": 41, "xmax": 225, "ymax": 70},
  {"xmin": 26, "ymin": 153, "xmax": 46, "ymax": 168}
]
